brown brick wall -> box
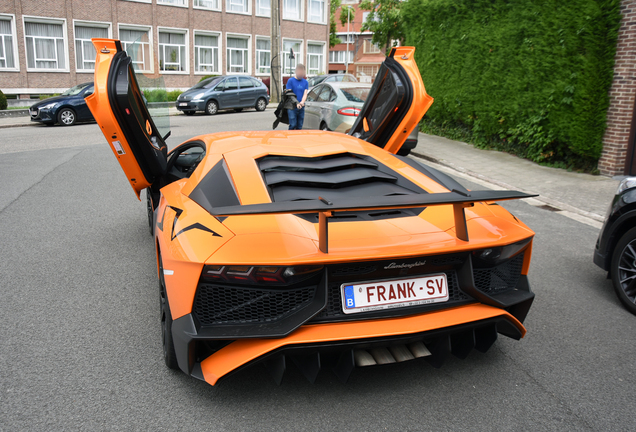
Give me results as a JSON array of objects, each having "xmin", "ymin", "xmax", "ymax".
[
  {"xmin": 0, "ymin": 0, "xmax": 329, "ymax": 94},
  {"xmin": 599, "ymin": 0, "xmax": 636, "ymax": 176}
]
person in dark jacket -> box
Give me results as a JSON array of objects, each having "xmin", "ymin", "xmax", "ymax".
[{"xmin": 273, "ymin": 89, "xmax": 299, "ymax": 129}]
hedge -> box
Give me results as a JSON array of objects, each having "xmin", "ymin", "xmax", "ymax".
[
  {"xmin": 143, "ymin": 89, "xmax": 183, "ymax": 103},
  {"xmin": 0, "ymin": 90, "xmax": 6, "ymax": 110},
  {"xmin": 402, "ymin": 0, "xmax": 622, "ymax": 170}
]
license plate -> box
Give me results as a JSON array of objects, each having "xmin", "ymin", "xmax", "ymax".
[
  {"xmin": 179, "ymin": 102, "xmax": 188, "ymax": 106},
  {"xmin": 341, "ymin": 274, "xmax": 449, "ymax": 314},
  {"xmin": 30, "ymin": 110, "xmax": 37, "ymax": 115}
]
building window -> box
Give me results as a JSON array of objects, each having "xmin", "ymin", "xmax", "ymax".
[
  {"xmin": 24, "ymin": 19, "xmax": 67, "ymax": 71},
  {"xmin": 256, "ymin": 0, "xmax": 271, "ymax": 17},
  {"xmin": 227, "ymin": 36, "xmax": 249, "ymax": 73},
  {"xmin": 194, "ymin": 0, "xmax": 220, "ymax": 10},
  {"xmin": 159, "ymin": 29, "xmax": 187, "ymax": 72},
  {"xmin": 306, "ymin": 43, "xmax": 324, "ymax": 75},
  {"xmin": 0, "ymin": 16, "xmax": 17, "ymax": 70},
  {"xmin": 283, "ymin": 39, "xmax": 301, "ymax": 74},
  {"xmin": 338, "ymin": 34, "xmax": 353, "ymax": 44},
  {"xmin": 283, "ymin": 0, "xmax": 302, "ymax": 20},
  {"xmin": 157, "ymin": 0, "xmax": 188, "ymax": 6},
  {"xmin": 256, "ymin": 37, "xmax": 270, "ymax": 75},
  {"xmin": 363, "ymin": 39, "xmax": 381, "ymax": 54},
  {"xmin": 74, "ymin": 24, "xmax": 109, "ymax": 71},
  {"xmin": 308, "ymin": 0, "xmax": 325, "ymax": 23},
  {"xmin": 227, "ymin": 0, "xmax": 249, "ymax": 13},
  {"xmin": 356, "ymin": 64, "xmax": 379, "ymax": 82},
  {"xmin": 328, "ymin": 50, "xmax": 353, "ymax": 64},
  {"xmin": 194, "ymin": 32, "xmax": 219, "ymax": 73},
  {"xmin": 119, "ymin": 26, "xmax": 152, "ymax": 72}
]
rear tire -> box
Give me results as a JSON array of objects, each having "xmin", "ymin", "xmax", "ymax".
[
  {"xmin": 57, "ymin": 108, "xmax": 76, "ymax": 126},
  {"xmin": 206, "ymin": 100, "xmax": 218, "ymax": 115},
  {"xmin": 159, "ymin": 252, "xmax": 179, "ymax": 370},
  {"xmin": 255, "ymin": 97, "xmax": 267, "ymax": 112},
  {"xmin": 611, "ymin": 227, "xmax": 636, "ymax": 315}
]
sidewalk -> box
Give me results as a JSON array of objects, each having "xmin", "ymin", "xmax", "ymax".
[{"xmin": 412, "ymin": 134, "xmax": 619, "ymax": 224}]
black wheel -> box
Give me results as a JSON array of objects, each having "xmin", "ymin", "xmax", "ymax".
[
  {"xmin": 206, "ymin": 100, "xmax": 218, "ymax": 115},
  {"xmin": 184, "ymin": 111, "xmax": 195, "ymax": 116},
  {"xmin": 397, "ymin": 147, "xmax": 412, "ymax": 156},
  {"xmin": 234, "ymin": 108, "xmax": 243, "ymax": 112},
  {"xmin": 255, "ymin": 97, "xmax": 267, "ymax": 112},
  {"xmin": 146, "ymin": 188, "xmax": 155, "ymax": 236},
  {"xmin": 57, "ymin": 108, "xmax": 76, "ymax": 126},
  {"xmin": 159, "ymin": 252, "xmax": 179, "ymax": 369},
  {"xmin": 611, "ymin": 226, "xmax": 636, "ymax": 315},
  {"xmin": 320, "ymin": 122, "xmax": 330, "ymax": 131}
]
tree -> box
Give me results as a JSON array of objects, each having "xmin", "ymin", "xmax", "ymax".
[
  {"xmin": 359, "ymin": 0, "xmax": 405, "ymax": 51},
  {"xmin": 340, "ymin": 5, "xmax": 356, "ymax": 27},
  {"xmin": 329, "ymin": 0, "xmax": 342, "ymax": 47}
]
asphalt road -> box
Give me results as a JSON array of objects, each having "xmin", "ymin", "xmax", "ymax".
[{"xmin": 1, "ymin": 112, "xmax": 635, "ymax": 431}]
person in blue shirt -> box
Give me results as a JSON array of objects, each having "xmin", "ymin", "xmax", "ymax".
[{"xmin": 285, "ymin": 64, "xmax": 309, "ymax": 130}]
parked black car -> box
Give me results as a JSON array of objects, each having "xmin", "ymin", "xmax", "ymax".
[
  {"xmin": 175, "ymin": 76, "xmax": 269, "ymax": 115},
  {"xmin": 29, "ymin": 82, "xmax": 95, "ymax": 126},
  {"xmin": 594, "ymin": 177, "xmax": 636, "ymax": 314}
]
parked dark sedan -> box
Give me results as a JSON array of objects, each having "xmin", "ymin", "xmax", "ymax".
[
  {"xmin": 175, "ymin": 76, "xmax": 269, "ymax": 115},
  {"xmin": 29, "ymin": 82, "xmax": 95, "ymax": 126},
  {"xmin": 594, "ymin": 177, "xmax": 636, "ymax": 314}
]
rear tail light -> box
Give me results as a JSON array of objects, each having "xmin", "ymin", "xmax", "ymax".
[
  {"xmin": 337, "ymin": 107, "xmax": 361, "ymax": 116},
  {"xmin": 202, "ymin": 265, "xmax": 323, "ymax": 286}
]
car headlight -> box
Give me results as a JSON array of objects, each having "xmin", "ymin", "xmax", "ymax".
[
  {"xmin": 617, "ymin": 177, "xmax": 636, "ymax": 194},
  {"xmin": 191, "ymin": 92, "xmax": 206, "ymax": 101},
  {"xmin": 41, "ymin": 102, "xmax": 58, "ymax": 110}
]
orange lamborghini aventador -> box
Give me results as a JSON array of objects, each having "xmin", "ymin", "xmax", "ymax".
[{"xmin": 86, "ymin": 39, "xmax": 536, "ymax": 386}]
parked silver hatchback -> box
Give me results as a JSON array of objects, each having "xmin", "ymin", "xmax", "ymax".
[{"xmin": 303, "ymin": 82, "xmax": 419, "ymax": 155}]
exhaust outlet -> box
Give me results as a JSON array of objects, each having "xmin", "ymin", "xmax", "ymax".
[
  {"xmin": 370, "ymin": 348, "xmax": 396, "ymax": 364},
  {"xmin": 408, "ymin": 341, "xmax": 431, "ymax": 358},
  {"xmin": 354, "ymin": 350, "xmax": 376, "ymax": 367},
  {"xmin": 389, "ymin": 345, "xmax": 415, "ymax": 362}
]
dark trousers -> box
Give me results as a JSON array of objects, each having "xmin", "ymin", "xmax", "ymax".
[{"xmin": 288, "ymin": 107, "xmax": 305, "ymax": 130}]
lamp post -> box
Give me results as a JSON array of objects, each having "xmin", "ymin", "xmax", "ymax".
[{"xmin": 345, "ymin": 6, "xmax": 350, "ymax": 74}]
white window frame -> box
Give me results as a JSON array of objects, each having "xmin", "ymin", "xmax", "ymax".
[
  {"xmin": 118, "ymin": 24, "xmax": 154, "ymax": 73},
  {"xmin": 363, "ymin": 38, "xmax": 381, "ymax": 54},
  {"xmin": 157, "ymin": 0, "xmax": 189, "ymax": 8},
  {"xmin": 225, "ymin": 33, "xmax": 251, "ymax": 75},
  {"xmin": 158, "ymin": 27, "xmax": 189, "ymax": 74},
  {"xmin": 336, "ymin": 32, "xmax": 354, "ymax": 44},
  {"xmin": 255, "ymin": 35, "xmax": 271, "ymax": 76},
  {"xmin": 73, "ymin": 20, "xmax": 112, "ymax": 73},
  {"xmin": 283, "ymin": 0, "xmax": 303, "ymax": 22},
  {"xmin": 328, "ymin": 50, "xmax": 353, "ymax": 64},
  {"xmin": 23, "ymin": 16, "xmax": 70, "ymax": 72},
  {"xmin": 256, "ymin": 0, "xmax": 271, "ymax": 17},
  {"xmin": 193, "ymin": 30, "xmax": 221, "ymax": 75},
  {"xmin": 193, "ymin": 0, "xmax": 221, "ymax": 11},
  {"xmin": 307, "ymin": 0, "xmax": 326, "ymax": 24},
  {"xmin": 226, "ymin": 0, "xmax": 251, "ymax": 15},
  {"xmin": 0, "ymin": 14, "xmax": 19, "ymax": 72},
  {"xmin": 306, "ymin": 40, "xmax": 325, "ymax": 76}
]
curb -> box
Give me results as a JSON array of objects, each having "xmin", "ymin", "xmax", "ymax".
[{"xmin": 411, "ymin": 150, "xmax": 606, "ymax": 227}]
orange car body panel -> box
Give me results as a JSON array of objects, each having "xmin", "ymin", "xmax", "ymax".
[{"xmin": 200, "ymin": 304, "xmax": 525, "ymax": 385}]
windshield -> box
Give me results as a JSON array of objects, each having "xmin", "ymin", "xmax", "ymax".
[
  {"xmin": 341, "ymin": 87, "xmax": 370, "ymax": 103},
  {"xmin": 62, "ymin": 83, "xmax": 91, "ymax": 96},
  {"xmin": 192, "ymin": 76, "xmax": 223, "ymax": 89},
  {"xmin": 125, "ymin": 38, "xmax": 171, "ymax": 143}
]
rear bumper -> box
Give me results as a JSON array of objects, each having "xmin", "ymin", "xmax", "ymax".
[{"xmin": 172, "ymin": 303, "xmax": 528, "ymax": 385}]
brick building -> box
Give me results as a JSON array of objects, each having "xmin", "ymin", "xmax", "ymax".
[
  {"xmin": 327, "ymin": 0, "xmax": 384, "ymax": 82},
  {"xmin": 0, "ymin": 0, "xmax": 329, "ymax": 98},
  {"xmin": 599, "ymin": 0, "xmax": 636, "ymax": 176}
]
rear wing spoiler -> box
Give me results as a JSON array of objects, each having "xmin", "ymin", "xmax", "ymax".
[{"xmin": 210, "ymin": 190, "xmax": 536, "ymax": 253}]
